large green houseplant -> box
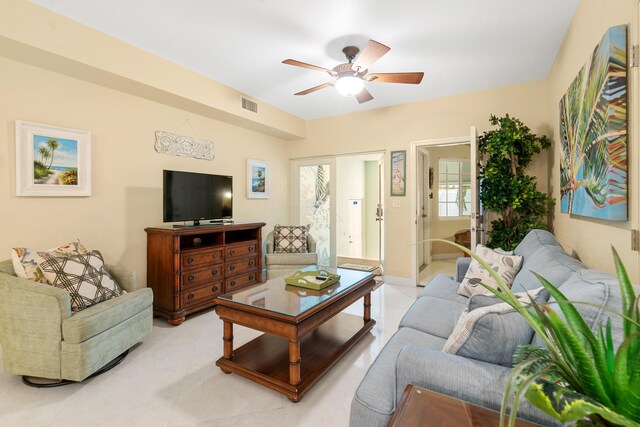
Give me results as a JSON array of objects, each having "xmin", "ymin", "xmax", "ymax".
[
  {"xmin": 448, "ymin": 240, "xmax": 640, "ymax": 426},
  {"xmin": 478, "ymin": 115, "xmax": 555, "ymax": 250}
]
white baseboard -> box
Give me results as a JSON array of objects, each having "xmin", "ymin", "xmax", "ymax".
[
  {"xmin": 431, "ymin": 253, "xmax": 461, "ymax": 260},
  {"xmin": 383, "ymin": 275, "xmax": 414, "ymax": 287}
]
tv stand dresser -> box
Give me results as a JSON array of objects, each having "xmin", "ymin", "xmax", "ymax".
[{"xmin": 145, "ymin": 222, "xmax": 266, "ymax": 325}]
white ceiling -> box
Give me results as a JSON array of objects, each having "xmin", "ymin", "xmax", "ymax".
[{"xmin": 32, "ymin": 0, "xmax": 579, "ymax": 120}]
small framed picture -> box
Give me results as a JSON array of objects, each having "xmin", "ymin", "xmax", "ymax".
[
  {"xmin": 247, "ymin": 159, "xmax": 269, "ymax": 199},
  {"xmin": 390, "ymin": 150, "xmax": 406, "ymax": 197},
  {"xmin": 15, "ymin": 120, "xmax": 91, "ymax": 197}
]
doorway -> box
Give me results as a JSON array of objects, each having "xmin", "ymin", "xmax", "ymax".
[
  {"xmin": 410, "ymin": 129, "xmax": 482, "ymax": 286},
  {"xmin": 291, "ymin": 152, "xmax": 384, "ymax": 272}
]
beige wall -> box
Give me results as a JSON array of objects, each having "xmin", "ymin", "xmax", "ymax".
[
  {"xmin": 548, "ymin": 0, "xmax": 639, "ymax": 281},
  {"xmin": 0, "ymin": 57, "xmax": 291, "ymax": 286},
  {"xmin": 291, "ymin": 80, "xmax": 550, "ymax": 281},
  {"xmin": 427, "ymin": 145, "xmax": 471, "ymax": 257}
]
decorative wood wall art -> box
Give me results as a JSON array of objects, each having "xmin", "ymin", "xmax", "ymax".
[
  {"xmin": 559, "ymin": 25, "xmax": 627, "ymax": 220},
  {"xmin": 154, "ymin": 131, "xmax": 214, "ymax": 161}
]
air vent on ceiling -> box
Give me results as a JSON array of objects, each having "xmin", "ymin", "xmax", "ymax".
[{"xmin": 241, "ymin": 97, "xmax": 258, "ymax": 113}]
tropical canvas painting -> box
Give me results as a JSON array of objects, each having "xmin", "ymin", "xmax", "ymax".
[
  {"xmin": 559, "ymin": 25, "xmax": 627, "ymax": 220},
  {"xmin": 33, "ymin": 134, "xmax": 78, "ymax": 185}
]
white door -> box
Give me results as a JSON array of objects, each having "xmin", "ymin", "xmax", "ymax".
[
  {"xmin": 416, "ymin": 148, "xmax": 430, "ymax": 268},
  {"xmin": 348, "ymin": 199, "xmax": 363, "ymax": 258},
  {"xmin": 377, "ymin": 159, "xmax": 384, "ymax": 264},
  {"xmin": 470, "ymin": 126, "xmax": 482, "ymax": 250},
  {"xmin": 291, "ymin": 158, "xmax": 337, "ymax": 267}
]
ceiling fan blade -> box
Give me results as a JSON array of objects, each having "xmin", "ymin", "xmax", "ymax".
[
  {"xmin": 353, "ymin": 40, "xmax": 390, "ymax": 71},
  {"xmin": 283, "ymin": 59, "xmax": 336, "ymax": 76},
  {"xmin": 354, "ymin": 88, "xmax": 374, "ymax": 104},
  {"xmin": 365, "ymin": 72, "xmax": 424, "ymax": 84},
  {"xmin": 294, "ymin": 81, "xmax": 333, "ymax": 96}
]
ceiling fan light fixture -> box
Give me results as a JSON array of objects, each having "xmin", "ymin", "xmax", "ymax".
[{"xmin": 335, "ymin": 75, "xmax": 364, "ymax": 96}]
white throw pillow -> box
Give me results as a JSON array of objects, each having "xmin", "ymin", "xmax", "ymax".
[
  {"xmin": 11, "ymin": 240, "xmax": 88, "ymax": 284},
  {"xmin": 458, "ymin": 244, "xmax": 523, "ymax": 297}
]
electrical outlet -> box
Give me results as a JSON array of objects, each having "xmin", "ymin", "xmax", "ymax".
[{"xmin": 392, "ymin": 200, "xmax": 401, "ymax": 208}]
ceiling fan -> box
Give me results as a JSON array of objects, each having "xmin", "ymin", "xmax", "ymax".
[{"xmin": 283, "ymin": 39, "xmax": 424, "ymax": 104}]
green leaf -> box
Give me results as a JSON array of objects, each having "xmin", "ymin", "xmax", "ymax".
[
  {"xmin": 525, "ymin": 380, "xmax": 639, "ymax": 426},
  {"xmin": 543, "ymin": 305, "xmax": 612, "ymax": 406},
  {"xmin": 612, "ymin": 247, "xmax": 638, "ymax": 338},
  {"xmin": 613, "ymin": 333, "xmax": 640, "ymax": 420}
]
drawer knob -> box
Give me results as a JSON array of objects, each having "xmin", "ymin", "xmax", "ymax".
[
  {"xmin": 188, "ymin": 274, "xmax": 195, "ymax": 282},
  {"xmin": 230, "ymin": 280, "xmax": 236, "ymax": 286},
  {"xmin": 249, "ymin": 246, "xmax": 255, "ymax": 252},
  {"xmin": 212, "ymin": 253, "xmax": 218, "ymax": 259},
  {"xmin": 211, "ymin": 285, "xmax": 218, "ymax": 293},
  {"xmin": 249, "ymin": 274, "xmax": 254, "ymax": 280},
  {"xmin": 187, "ymin": 293, "xmax": 194, "ymax": 300},
  {"xmin": 230, "ymin": 249, "xmax": 236, "ymax": 256},
  {"xmin": 187, "ymin": 257, "xmax": 195, "ymax": 264},
  {"xmin": 212, "ymin": 269, "xmax": 218, "ymax": 276},
  {"xmin": 230, "ymin": 265, "xmax": 235, "ymax": 271},
  {"xmin": 249, "ymin": 261, "xmax": 255, "ymax": 267}
]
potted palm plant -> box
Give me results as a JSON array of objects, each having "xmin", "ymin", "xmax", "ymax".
[{"xmin": 449, "ymin": 242, "xmax": 640, "ymax": 427}]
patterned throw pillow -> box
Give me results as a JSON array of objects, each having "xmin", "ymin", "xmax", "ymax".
[
  {"xmin": 458, "ymin": 244, "xmax": 523, "ymax": 297},
  {"xmin": 273, "ymin": 225, "xmax": 309, "ymax": 254},
  {"xmin": 38, "ymin": 250, "xmax": 124, "ymax": 311},
  {"xmin": 11, "ymin": 240, "xmax": 88, "ymax": 284}
]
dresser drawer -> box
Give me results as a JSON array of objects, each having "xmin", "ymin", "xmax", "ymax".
[
  {"xmin": 226, "ymin": 257, "xmax": 258, "ymax": 276},
  {"xmin": 181, "ymin": 247, "xmax": 224, "ymax": 270},
  {"xmin": 182, "ymin": 282, "xmax": 223, "ymax": 308},
  {"xmin": 225, "ymin": 271, "xmax": 259, "ymax": 291},
  {"xmin": 181, "ymin": 265, "xmax": 224, "ymax": 288},
  {"xmin": 226, "ymin": 242, "xmax": 257, "ymax": 259}
]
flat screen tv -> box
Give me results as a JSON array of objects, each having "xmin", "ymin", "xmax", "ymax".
[{"xmin": 163, "ymin": 170, "xmax": 232, "ymax": 226}]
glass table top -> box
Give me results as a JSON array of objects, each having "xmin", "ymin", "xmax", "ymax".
[{"xmin": 217, "ymin": 266, "xmax": 374, "ymax": 317}]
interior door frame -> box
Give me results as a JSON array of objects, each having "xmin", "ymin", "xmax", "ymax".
[
  {"xmin": 410, "ymin": 135, "xmax": 472, "ymax": 286},
  {"xmin": 417, "ymin": 147, "xmax": 430, "ymax": 268}
]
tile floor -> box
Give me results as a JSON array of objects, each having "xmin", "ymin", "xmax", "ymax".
[{"xmin": 0, "ymin": 277, "xmax": 452, "ymax": 427}]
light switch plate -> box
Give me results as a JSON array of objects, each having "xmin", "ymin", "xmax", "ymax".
[{"xmin": 392, "ymin": 200, "xmax": 401, "ymax": 208}]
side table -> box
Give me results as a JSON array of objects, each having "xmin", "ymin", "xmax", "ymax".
[{"xmin": 388, "ymin": 384, "xmax": 540, "ymax": 427}]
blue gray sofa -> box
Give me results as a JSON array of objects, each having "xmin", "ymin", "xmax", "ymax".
[{"xmin": 350, "ymin": 229, "xmax": 630, "ymax": 426}]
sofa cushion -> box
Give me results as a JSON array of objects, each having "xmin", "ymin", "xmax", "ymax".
[
  {"xmin": 265, "ymin": 252, "xmax": 317, "ymax": 266},
  {"xmin": 11, "ymin": 239, "xmax": 88, "ymax": 284},
  {"xmin": 353, "ymin": 327, "xmax": 447, "ymax": 416},
  {"xmin": 532, "ymin": 269, "xmax": 628, "ymax": 348},
  {"xmin": 458, "ymin": 245, "xmax": 523, "ymax": 297},
  {"xmin": 273, "ymin": 225, "xmax": 309, "ymax": 253},
  {"xmin": 417, "ymin": 274, "xmax": 468, "ymax": 305},
  {"xmin": 400, "ymin": 295, "xmax": 467, "ymax": 339},
  {"xmin": 511, "ymin": 244, "xmax": 585, "ymax": 293},
  {"xmin": 443, "ymin": 290, "xmax": 544, "ymax": 366},
  {"xmin": 513, "ymin": 229, "xmax": 561, "ymax": 258},
  {"xmin": 63, "ymin": 288, "xmax": 152, "ymax": 344},
  {"xmin": 39, "ymin": 250, "xmax": 124, "ymax": 311}
]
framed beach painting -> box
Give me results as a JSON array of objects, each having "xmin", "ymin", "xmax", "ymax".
[
  {"xmin": 247, "ymin": 159, "xmax": 269, "ymax": 199},
  {"xmin": 390, "ymin": 150, "xmax": 406, "ymax": 196},
  {"xmin": 15, "ymin": 121, "xmax": 91, "ymax": 197}
]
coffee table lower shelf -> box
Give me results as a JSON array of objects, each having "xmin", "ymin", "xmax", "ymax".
[{"xmin": 216, "ymin": 313, "xmax": 375, "ymax": 402}]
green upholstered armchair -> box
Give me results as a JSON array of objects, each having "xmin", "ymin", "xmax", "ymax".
[
  {"xmin": 264, "ymin": 231, "xmax": 318, "ymax": 280},
  {"xmin": 0, "ymin": 259, "xmax": 152, "ymax": 383}
]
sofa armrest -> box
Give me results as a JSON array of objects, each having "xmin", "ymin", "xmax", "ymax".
[
  {"xmin": 307, "ymin": 233, "xmax": 317, "ymax": 253},
  {"xmin": 105, "ymin": 264, "xmax": 138, "ymax": 292},
  {"xmin": 0, "ymin": 272, "xmax": 71, "ymax": 322},
  {"xmin": 456, "ymin": 257, "xmax": 472, "ymax": 282},
  {"xmin": 395, "ymin": 346, "xmax": 557, "ymax": 425}
]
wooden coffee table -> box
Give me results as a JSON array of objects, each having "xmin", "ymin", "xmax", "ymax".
[
  {"xmin": 389, "ymin": 385, "xmax": 540, "ymax": 427},
  {"xmin": 214, "ymin": 266, "xmax": 376, "ymax": 402}
]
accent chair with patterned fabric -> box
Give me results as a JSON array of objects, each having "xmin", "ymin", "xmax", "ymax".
[
  {"xmin": 265, "ymin": 225, "xmax": 318, "ymax": 279},
  {"xmin": 0, "ymin": 257, "xmax": 153, "ymax": 384}
]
